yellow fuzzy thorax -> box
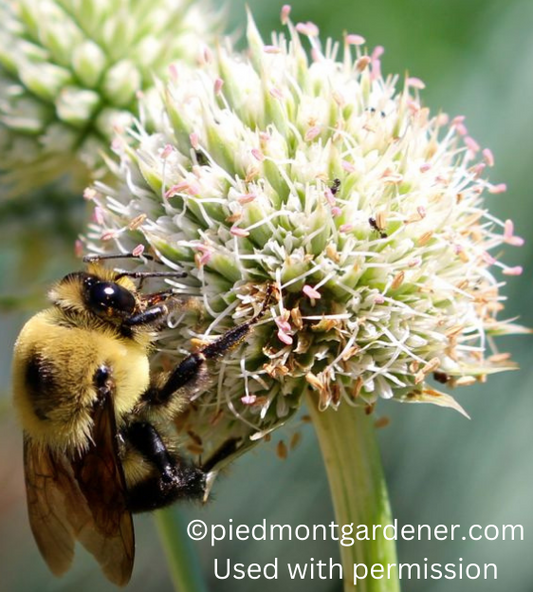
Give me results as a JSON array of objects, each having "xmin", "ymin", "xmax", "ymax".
[{"xmin": 12, "ymin": 307, "xmax": 151, "ymax": 454}]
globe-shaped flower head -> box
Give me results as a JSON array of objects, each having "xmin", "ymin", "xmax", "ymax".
[{"xmin": 87, "ymin": 9, "xmax": 524, "ymax": 470}]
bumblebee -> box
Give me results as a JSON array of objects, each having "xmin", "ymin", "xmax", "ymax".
[{"xmin": 12, "ymin": 254, "xmax": 270, "ymax": 586}]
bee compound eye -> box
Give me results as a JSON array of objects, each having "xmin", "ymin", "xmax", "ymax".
[{"xmin": 84, "ymin": 278, "xmax": 136, "ymax": 316}]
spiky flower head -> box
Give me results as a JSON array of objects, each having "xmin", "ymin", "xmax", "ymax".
[
  {"xmin": 86, "ymin": 9, "xmax": 525, "ymax": 471},
  {"xmin": 0, "ymin": 0, "xmax": 223, "ymax": 196}
]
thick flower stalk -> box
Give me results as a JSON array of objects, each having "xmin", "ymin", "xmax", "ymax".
[
  {"xmin": 0, "ymin": 0, "xmax": 222, "ymax": 196},
  {"xmin": 85, "ymin": 9, "xmax": 524, "ymax": 590}
]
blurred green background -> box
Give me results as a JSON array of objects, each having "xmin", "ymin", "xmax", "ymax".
[{"xmin": 1, "ymin": 0, "xmax": 532, "ymax": 591}]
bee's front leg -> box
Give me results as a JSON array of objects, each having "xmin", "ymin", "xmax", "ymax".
[
  {"xmin": 143, "ymin": 285, "xmax": 273, "ymax": 408},
  {"xmin": 123, "ymin": 304, "xmax": 174, "ymax": 328}
]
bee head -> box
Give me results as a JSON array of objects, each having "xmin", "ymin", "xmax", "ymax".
[
  {"xmin": 49, "ymin": 264, "xmax": 141, "ymax": 323},
  {"xmin": 81, "ymin": 274, "xmax": 137, "ymax": 320}
]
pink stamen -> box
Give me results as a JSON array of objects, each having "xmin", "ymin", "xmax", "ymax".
[
  {"xmin": 374, "ymin": 294, "xmax": 385, "ymax": 304},
  {"xmin": 371, "ymin": 58, "xmax": 382, "ymax": 81},
  {"xmin": 168, "ymin": 64, "xmax": 178, "ymax": 82},
  {"xmin": 341, "ymin": 160, "xmax": 356, "ymax": 173},
  {"xmin": 471, "ymin": 163, "xmax": 486, "ymax": 177},
  {"xmin": 214, "ymin": 78, "xmax": 224, "ymax": 95},
  {"xmin": 237, "ymin": 193, "xmax": 257, "ymax": 204},
  {"xmin": 277, "ymin": 328, "xmax": 293, "ymax": 345},
  {"xmin": 345, "ymin": 34, "xmax": 366, "ymax": 46},
  {"xmin": 324, "ymin": 188, "xmax": 335, "ymax": 206},
  {"xmin": 230, "ymin": 226, "xmax": 250, "ymax": 238},
  {"xmin": 503, "ymin": 220, "xmax": 514, "ymax": 240},
  {"xmin": 264, "ymin": 45, "xmax": 282, "ymax": 54},
  {"xmin": 195, "ymin": 244, "xmax": 213, "ymax": 266},
  {"xmin": 305, "ymin": 126, "xmax": 321, "ymax": 142},
  {"xmin": 281, "ymin": 5, "xmax": 291, "ymax": 24},
  {"xmin": 371, "ymin": 46, "xmax": 385, "ymax": 60},
  {"xmin": 407, "ymin": 77, "xmax": 425, "ymax": 89},
  {"xmin": 132, "ymin": 244, "xmax": 145, "ymax": 257},
  {"xmin": 251, "ymin": 148, "xmax": 265, "ymax": 162},
  {"xmin": 503, "ymin": 219, "xmax": 525, "ymax": 247},
  {"xmin": 296, "ymin": 21, "xmax": 319, "ymax": 37},
  {"xmin": 382, "ymin": 172, "xmax": 403, "ymax": 184},
  {"xmin": 482, "ymin": 148, "xmax": 495, "ymax": 167},
  {"xmin": 488, "ymin": 183, "xmax": 507, "ymax": 194},
  {"xmin": 241, "ymin": 394, "xmax": 257, "ymax": 405},
  {"xmin": 93, "ymin": 206, "xmax": 105, "ymax": 225},
  {"xmin": 417, "ymin": 206, "xmax": 427, "ymax": 218},
  {"xmin": 270, "ymin": 87, "xmax": 284, "ymax": 100},
  {"xmin": 275, "ymin": 317, "xmax": 291, "ymax": 333},
  {"xmin": 202, "ymin": 46, "xmax": 213, "ymax": 64},
  {"xmin": 419, "ymin": 162, "xmax": 432, "ymax": 173},
  {"xmin": 503, "ymin": 266, "xmax": 523, "ymax": 276},
  {"xmin": 189, "ymin": 134, "xmax": 200, "ymax": 151},
  {"xmin": 482, "ymin": 251, "xmax": 496, "ymax": 265},
  {"xmin": 165, "ymin": 180, "xmax": 200, "ymax": 197},
  {"xmin": 339, "ymin": 223, "xmax": 353, "ymax": 233},
  {"xmin": 161, "ymin": 144, "xmax": 175, "ymax": 159},
  {"xmin": 303, "ymin": 285, "xmax": 321, "ymax": 299},
  {"xmin": 101, "ymin": 230, "xmax": 116, "ymax": 241},
  {"xmin": 197, "ymin": 253, "xmax": 211, "ymax": 266},
  {"xmin": 507, "ymin": 236, "xmax": 525, "ymax": 247},
  {"xmin": 464, "ymin": 136, "xmax": 480, "ymax": 153},
  {"xmin": 331, "ymin": 206, "xmax": 342, "ymax": 217}
]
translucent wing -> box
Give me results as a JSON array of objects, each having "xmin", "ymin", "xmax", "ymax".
[
  {"xmin": 23, "ymin": 437, "xmax": 84, "ymax": 576},
  {"xmin": 72, "ymin": 395, "xmax": 135, "ymax": 585},
  {"xmin": 24, "ymin": 394, "xmax": 135, "ymax": 586}
]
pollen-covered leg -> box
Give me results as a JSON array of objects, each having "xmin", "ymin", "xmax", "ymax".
[
  {"xmin": 141, "ymin": 285, "xmax": 273, "ymax": 413},
  {"xmin": 122, "ymin": 421, "xmax": 206, "ymax": 512}
]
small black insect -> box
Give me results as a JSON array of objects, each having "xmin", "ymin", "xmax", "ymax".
[{"xmin": 369, "ymin": 217, "xmax": 388, "ymax": 239}]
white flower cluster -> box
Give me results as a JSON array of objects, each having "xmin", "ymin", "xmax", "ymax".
[
  {"xmin": 0, "ymin": 0, "xmax": 222, "ymax": 195},
  {"xmin": 87, "ymin": 10, "xmax": 524, "ymax": 464}
]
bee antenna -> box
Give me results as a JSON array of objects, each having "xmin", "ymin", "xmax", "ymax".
[
  {"xmin": 83, "ymin": 252, "xmax": 155, "ymax": 263},
  {"xmin": 115, "ymin": 270, "xmax": 187, "ymax": 280}
]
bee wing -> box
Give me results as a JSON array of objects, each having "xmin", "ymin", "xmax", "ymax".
[
  {"xmin": 23, "ymin": 437, "xmax": 88, "ymax": 576},
  {"xmin": 71, "ymin": 393, "xmax": 135, "ymax": 586},
  {"xmin": 23, "ymin": 394, "xmax": 135, "ymax": 586}
]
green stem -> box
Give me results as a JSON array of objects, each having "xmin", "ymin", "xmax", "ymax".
[
  {"xmin": 306, "ymin": 393, "xmax": 400, "ymax": 592},
  {"xmin": 155, "ymin": 508, "xmax": 209, "ymax": 592}
]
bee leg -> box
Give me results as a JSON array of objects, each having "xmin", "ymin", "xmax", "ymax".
[
  {"xmin": 144, "ymin": 318, "xmax": 258, "ymax": 407},
  {"xmin": 123, "ymin": 421, "xmax": 206, "ymax": 512},
  {"xmin": 123, "ymin": 304, "xmax": 174, "ymax": 328},
  {"xmin": 200, "ymin": 437, "xmax": 241, "ymax": 472},
  {"xmin": 144, "ymin": 286, "xmax": 273, "ymax": 407}
]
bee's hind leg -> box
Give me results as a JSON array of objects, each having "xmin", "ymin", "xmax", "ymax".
[{"xmin": 122, "ymin": 421, "xmax": 206, "ymax": 512}]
